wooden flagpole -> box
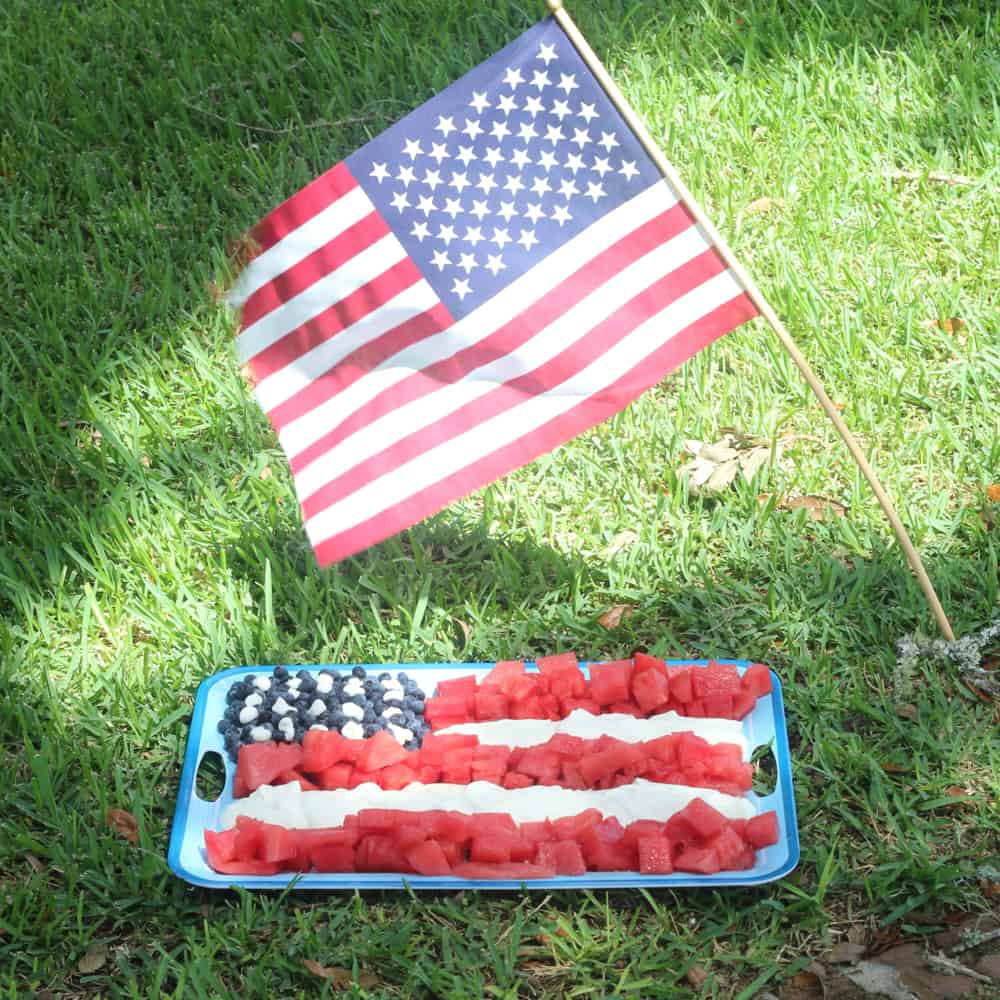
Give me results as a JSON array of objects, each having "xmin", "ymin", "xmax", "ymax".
[{"xmin": 546, "ymin": 0, "xmax": 956, "ymax": 640}]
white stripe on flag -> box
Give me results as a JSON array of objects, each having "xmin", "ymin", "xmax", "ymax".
[
  {"xmin": 253, "ymin": 281, "xmax": 441, "ymax": 413},
  {"xmin": 304, "ymin": 268, "xmax": 742, "ymax": 545},
  {"xmin": 275, "ymin": 180, "xmax": 680, "ymax": 454},
  {"xmin": 228, "ymin": 186, "xmax": 373, "ymax": 307},
  {"xmin": 235, "ymin": 232, "xmax": 407, "ymax": 362},
  {"xmin": 292, "ymin": 223, "xmax": 711, "ymax": 498}
]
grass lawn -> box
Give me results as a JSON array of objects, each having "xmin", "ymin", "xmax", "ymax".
[{"xmin": 2, "ymin": 0, "xmax": 998, "ymax": 995}]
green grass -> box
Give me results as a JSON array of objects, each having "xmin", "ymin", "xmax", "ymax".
[{"xmin": 1, "ymin": 0, "xmax": 999, "ymax": 996}]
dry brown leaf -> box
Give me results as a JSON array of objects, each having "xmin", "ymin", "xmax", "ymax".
[
  {"xmin": 455, "ymin": 618, "xmax": 472, "ymax": 645},
  {"xmin": 827, "ymin": 942, "xmax": 866, "ymax": 964},
  {"xmin": 986, "ymin": 485, "xmax": 1000, "ymax": 503},
  {"xmin": 227, "ymin": 232, "xmax": 262, "ymax": 271},
  {"xmin": 779, "ymin": 963, "xmax": 825, "ymax": 999},
  {"xmin": 603, "ymin": 529, "xmax": 637, "ymax": 556},
  {"xmin": 25, "ymin": 853, "xmax": 44, "ymax": 873},
  {"xmin": 303, "ymin": 961, "xmax": 378, "ymax": 988},
  {"xmin": 890, "ymin": 169, "xmax": 973, "ymax": 186},
  {"xmin": 107, "ymin": 807, "xmax": 139, "ymax": 844},
  {"xmin": 290, "ymin": 30, "xmax": 305, "ymax": 43},
  {"xmin": 747, "ymin": 196, "xmax": 784, "ymax": 214},
  {"xmin": 779, "ymin": 495, "xmax": 847, "ymax": 520},
  {"xmin": 894, "ymin": 702, "xmax": 918, "ymax": 721},
  {"xmin": 598, "ymin": 604, "xmax": 634, "ymax": 629},
  {"xmin": 679, "ymin": 434, "xmax": 777, "ymax": 495},
  {"xmin": 78, "ymin": 944, "xmax": 108, "ymax": 974},
  {"xmin": 685, "ymin": 964, "xmax": 709, "ymax": 988},
  {"xmin": 260, "ymin": 466, "xmax": 273, "ymax": 480},
  {"xmin": 881, "ymin": 761, "xmax": 908, "ymax": 774},
  {"xmin": 239, "ymin": 364, "xmax": 258, "ymax": 389}
]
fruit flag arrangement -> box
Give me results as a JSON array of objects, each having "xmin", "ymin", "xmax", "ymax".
[{"xmin": 204, "ymin": 654, "xmax": 782, "ymax": 880}]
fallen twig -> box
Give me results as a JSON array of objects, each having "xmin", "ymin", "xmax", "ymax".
[{"xmin": 926, "ymin": 952, "xmax": 992, "ymax": 983}]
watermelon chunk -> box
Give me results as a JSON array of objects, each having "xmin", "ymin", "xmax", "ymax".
[
  {"xmin": 745, "ymin": 811, "xmax": 779, "ymax": 848},
  {"xmin": 674, "ymin": 845, "xmax": 721, "ymax": 874},
  {"xmin": 208, "ymin": 857, "xmax": 283, "ymax": 876},
  {"xmin": 470, "ymin": 831, "xmax": 518, "ymax": 863},
  {"xmin": 473, "ymin": 688, "xmax": 508, "ymax": 720},
  {"xmin": 667, "ymin": 798, "xmax": 727, "ymax": 842},
  {"xmin": 637, "ymin": 836, "xmax": 674, "ymax": 874},
  {"xmin": 634, "ymin": 651, "xmax": 668, "ymax": 676},
  {"xmin": 452, "ymin": 861, "xmax": 556, "ymax": 880},
  {"xmin": 436, "ymin": 675, "xmax": 477, "ymax": 699},
  {"xmin": 235, "ymin": 742, "xmax": 304, "ymax": 794},
  {"xmin": 632, "ymin": 667, "xmax": 670, "ymax": 713},
  {"xmin": 537, "ymin": 840, "xmax": 587, "ymax": 875},
  {"xmin": 310, "ymin": 844, "xmax": 356, "ymax": 872},
  {"xmin": 482, "ymin": 660, "xmax": 526, "ymax": 690},
  {"xmin": 588, "ymin": 659, "xmax": 632, "ymax": 706},
  {"xmin": 667, "ymin": 665, "xmax": 694, "ymax": 704},
  {"xmin": 405, "ymin": 839, "xmax": 452, "ymax": 876},
  {"xmin": 316, "ymin": 762, "xmax": 353, "ymax": 790},
  {"xmin": 378, "ymin": 763, "xmax": 418, "ymax": 791},
  {"xmin": 708, "ymin": 826, "xmax": 747, "ymax": 870},
  {"xmin": 204, "ymin": 827, "xmax": 238, "ymax": 868},
  {"xmin": 741, "ymin": 664, "xmax": 773, "ymax": 698},
  {"xmin": 692, "ymin": 660, "xmax": 741, "ymax": 701},
  {"xmin": 357, "ymin": 730, "xmax": 409, "ymax": 772},
  {"xmin": 301, "ymin": 730, "xmax": 358, "ymax": 772}
]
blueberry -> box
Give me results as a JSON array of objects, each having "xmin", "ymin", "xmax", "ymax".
[
  {"xmin": 397, "ymin": 672, "xmax": 409, "ymax": 684},
  {"xmin": 362, "ymin": 707, "xmax": 376, "ymax": 724},
  {"xmin": 400, "ymin": 711, "xmax": 417, "ymax": 729},
  {"xmin": 217, "ymin": 719, "xmax": 229, "ymax": 734},
  {"xmin": 224, "ymin": 705, "xmax": 242, "ymax": 723},
  {"xmin": 404, "ymin": 679, "xmax": 420, "ymax": 694},
  {"xmin": 363, "ymin": 723, "xmax": 379, "ymax": 737},
  {"xmin": 371, "ymin": 699, "xmax": 384, "ymax": 715},
  {"xmin": 350, "ymin": 694, "xmax": 366, "ymax": 707},
  {"xmin": 378, "ymin": 672, "xmax": 391, "ymax": 681},
  {"xmin": 228, "ymin": 682, "xmax": 249, "ymax": 701},
  {"xmin": 273, "ymin": 666, "xmax": 289, "ymax": 680},
  {"xmin": 404, "ymin": 739, "xmax": 419, "ymax": 752},
  {"xmin": 363, "ymin": 679, "xmax": 377, "ymax": 692},
  {"xmin": 331, "ymin": 711, "xmax": 347, "ymax": 727},
  {"xmin": 299, "ymin": 675, "xmax": 316, "ymax": 693},
  {"xmin": 352, "ymin": 666, "xmax": 367, "ymax": 679},
  {"xmin": 411, "ymin": 688, "xmax": 425, "ymax": 701}
]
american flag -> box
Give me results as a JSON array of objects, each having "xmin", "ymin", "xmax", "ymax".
[{"xmin": 231, "ymin": 17, "xmax": 757, "ymax": 565}]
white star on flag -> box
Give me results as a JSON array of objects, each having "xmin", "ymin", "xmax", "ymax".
[
  {"xmin": 550, "ymin": 99, "xmax": 572, "ymax": 120},
  {"xmin": 517, "ymin": 228, "xmax": 539, "ymax": 250},
  {"xmin": 509, "ymin": 148, "xmax": 531, "ymax": 169},
  {"xmin": 457, "ymin": 252, "xmax": 478, "ymax": 273},
  {"xmin": 537, "ymin": 42, "xmax": 557, "ymax": 64},
  {"xmin": 530, "ymin": 70, "xmax": 550, "ymax": 91},
  {"xmin": 436, "ymin": 223, "xmax": 457, "ymax": 245},
  {"xmin": 484, "ymin": 253, "xmax": 506, "ymax": 276},
  {"xmin": 428, "ymin": 142, "xmax": 449, "ymax": 164},
  {"xmin": 369, "ymin": 162, "xmax": 389, "ymax": 182},
  {"xmin": 475, "ymin": 173, "xmax": 497, "ymax": 195},
  {"xmin": 483, "ymin": 147, "xmax": 504, "ymax": 167},
  {"xmin": 522, "ymin": 95, "xmax": 544, "ymax": 117},
  {"xmin": 550, "ymin": 203, "xmax": 572, "ymax": 226},
  {"xmin": 496, "ymin": 93, "xmax": 517, "ymax": 114},
  {"xmin": 524, "ymin": 202, "xmax": 546, "ymax": 224},
  {"xmin": 435, "ymin": 115, "xmax": 456, "ymax": 136},
  {"xmin": 462, "ymin": 119, "xmax": 483, "ymax": 140},
  {"xmin": 402, "ymin": 138, "xmax": 423, "ymax": 159},
  {"xmin": 496, "ymin": 201, "xmax": 517, "ymax": 222},
  {"xmin": 530, "ymin": 176, "xmax": 551, "ymax": 197},
  {"xmin": 537, "ymin": 149, "xmax": 558, "ymax": 171},
  {"xmin": 490, "ymin": 227, "xmax": 511, "ymax": 248},
  {"xmin": 585, "ymin": 181, "xmax": 606, "ymax": 202},
  {"xmin": 490, "ymin": 120, "xmax": 511, "ymax": 142},
  {"xmin": 390, "ymin": 190, "xmax": 410, "ymax": 211},
  {"xmin": 571, "ymin": 128, "xmax": 591, "ymax": 149},
  {"xmin": 416, "ymin": 194, "xmax": 437, "ymax": 216},
  {"xmin": 430, "ymin": 249, "xmax": 450, "ymax": 270},
  {"xmin": 544, "ymin": 124, "xmax": 565, "ymax": 145},
  {"xmin": 456, "ymin": 146, "xmax": 476, "ymax": 166},
  {"xmin": 469, "ymin": 199, "xmax": 491, "ymax": 220},
  {"xmin": 619, "ymin": 160, "xmax": 639, "ymax": 180},
  {"xmin": 557, "ymin": 73, "xmax": 578, "ymax": 95},
  {"xmin": 463, "ymin": 226, "xmax": 485, "ymax": 246},
  {"xmin": 503, "ymin": 174, "xmax": 525, "ymax": 195},
  {"xmin": 517, "ymin": 121, "xmax": 538, "ymax": 142},
  {"xmin": 469, "ymin": 91, "xmax": 491, "ymax": 113},
  {"xmin": 442, "ymin": 197, "xmax": 463, "ymax": 218},
  {"xmin": 396, "ymin": 165, "xmax": 417, "ymax": 186},
  {"xmin": 564, "ymin": 152, "xmax": 585, "ymax": 173},
  {"xmin": 591, "ymin": 156, "xmax": 612, "ymax": 177},
  {"xmin": 502, "ymin": 66, "xmax": 523, "ymax": 88},
  {"xmin": 557, "ymin": 177, "xmax": 578, "ymax": 198},
  {"xmin": 410, "ymin": 220, "xmax": 430, "ymax": 241},
  {"xmin": 598, "ymin": 131, "xmax": 620, "ymax": 152},
  {"xmin": 423, "ymin": 169, "xmax": 443, "ymax": 190},
  {"xmin": 451, "ymin": 276, "xmax": 471, "ymax": 300},
  {"xmin": 577, "ymin": 102, "xmax": 599, "ymax": 123},
  {"xmin": 449, "ymin": 171, "xmax": 470, "ymax": 193}
]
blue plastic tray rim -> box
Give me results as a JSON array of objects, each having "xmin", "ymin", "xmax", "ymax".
[{"xmin": 169, "ymin": 660, "xmax": 799, "ymax": 890}]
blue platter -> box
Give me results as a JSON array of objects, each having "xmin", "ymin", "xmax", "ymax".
[{"xmin": 169, "ymin": 660, "xmax": 799, "ymax": 890}]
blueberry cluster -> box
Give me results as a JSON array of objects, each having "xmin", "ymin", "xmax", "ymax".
[{"xmin": 217, "ymin": 666, "xmax": 429, "ymax": 761}]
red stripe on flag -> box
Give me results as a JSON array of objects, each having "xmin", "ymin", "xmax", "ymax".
[
  {"xmin": 300, "ymin": 248, "xmax": 726, "ymax": 519},
  {"xmin": 247, "ymin": 257, "xmax": 425, "ymax": 383},
  {"xmin": 252, "ymin": 162, "xmax": 359, "ymax": 253},
  {"xmin": 311, "ymin": 292, "xmax": 757, "ymax": 564},
  {"xmin": 284, "ymin": 202, "xmax": 694, "ymax": 472},
  {"xmin": 241, "ymin": 211, "xmax": 389, "ymax": 329}
]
